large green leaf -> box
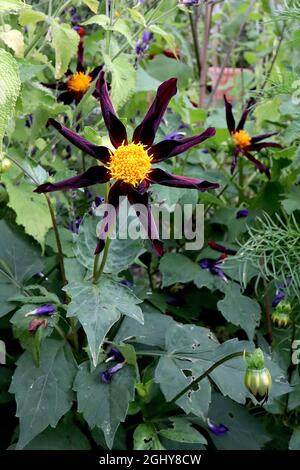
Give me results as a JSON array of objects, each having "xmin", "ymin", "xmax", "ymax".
[
  {"xmin": 289, "ymin": 428, "xmax": 300, "ymax": 450},
  {"xmin": 0, "ymin": 49, "xmax": 21, "ymax": 156},
  {"xmin": 217, "ymin": 283, "xmax": 261, "ymax": 339},
  {"xmin": 65, "ymin": 276, "xmax": 143, "ymax": 366},
  {"xmin": 159, "ymin": 253, "xmax": 200, "ymax": 287},
  {"xmin": 74, "ymin": 361, "xmax": 136, "ymax": 448},
  {"xmin": 9, "ymin": 339, "xmax": 77, "ymax": 449},
  {"xmin": 159, "ymin": 418, "xmax": 207, "ymax": 445},
  {"xmin": 75, "ymin": 215, "xmax": 144, "ymax": 274},
  {"xmin": 103, "ymin": 53, "xmax": 136, "ymax": 109},
  {"xmin": 22, "ymin": 414, "xmax": 91, "ymax": 450},
  {"xmin": 0, "ymin": 220, "xmax": 43, "ymax": 317},
  {"xmin": 51, "ymin": 21, "xmax": 79, "ymax": 79},
  {"xmin": 3, "ymin": 176, "xmax": 52, "ymax": 249},
  {"xmin": 0, "ymin": 0, "xmax": 30, "ymax": 12},
  {"xmin": 133, "ymin": 423, "xmax": 165, "ymax": 450}
]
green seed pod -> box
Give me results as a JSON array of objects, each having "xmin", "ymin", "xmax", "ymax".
[{"xmin": 244, "ymin": 348, "xmax": 272, "ymax": 404}]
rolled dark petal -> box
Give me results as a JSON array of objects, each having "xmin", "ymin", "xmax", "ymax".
[
  {"xmin": 272, "ymin": 290, "xmax": 285, "ymax": 308},
  {"xmin": 120, "ymin": 279, "xmax": 134, "ymax": 288},
  {"xmin": 28, "ymin": 319, "xmax": 47, "ymax": 333},
  {"xmin": 211, "ymin": 265, "xmax": 227, "ymax": 282},
  {"xmin": 34, "ymin": 166, "xmax": 110, "ymax": 193},
  {"xmin": 247, "ymin": 142, "xmax": 282, "ymax": 151},
  {"xmin": 77, "ymin": 41, "xmax": 84, "ymax": 69},
  {"xmin": 236, "ymin": 97, "xmax": 255, "ymax": 131},
  {"xmin": 94, "ymin": 238, "xmax": 105, "ymax": 255},
  {"xmin": 147, "ymin": 168, "xmax": 219, "ymax": 191},
  {"xmin": 96, "ymin": 71, "xmax": 128, "ymax": 148},
  {"xmin": 207, "ymin": 418, "xmax": 229, "ymax": 436},
  {"xmin": 100, "ymin": 362, "xmax": 125, "ymax": 384},
  {"xmin": 208, "ymin": 240, "xmax": 237, "ymax": 256},
  {"xmin": 48, "ymin": 118, "xmax": 111, "ymax": 162},
  {"xmin": 236, "ymin": 208, "xmax": 249, "ymax": 219},
  {"xmin": 127, "ymin": 188, "xmax": 164, "ymax": 256},
  {"xmin": 106, "ymin": 347, "xmax": 124, "ymax": 363},
  {"xmin": 251, "ymin": 132, "xmax": 278, "ymax": 144},
  {"xmin": 242, "ymin": 150, "xmax": 271, "ymax": 179},
  {"xmin": 57, "ymin": 91, "xmax": 74, "ymax": 105},
  {"xmin": 224, "ymin": 95, "xmax": 236, "ymax": 133},
  {"xmin": 133, "ymin": 78, "xmax": 178, "ymax": 146},
  {"xmin": 89, "ymin": 65, "xmax": 103, "ymax": 81},
  {"xmin": 150, "ymin": 127, "xmax": 216, "ymax": 162}
]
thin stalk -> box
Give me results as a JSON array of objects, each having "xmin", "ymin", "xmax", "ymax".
[
  {"xmin": 45, "ymin": 195, "xmax": 67, "ymax": 286},
  {"xmin": 92, "ymin": 182, "xmax": 110, "ymax": 284},
  {"xmin": 153, "ymin": 351, "xmax": 245, "ymax": 417},
  {"xmin": 94, "ymin": 237, "xmax": 111, "ymax": 284},
  {"xmin": 260, "ymin": 257, "xmax": 273, "ymax": 344},
  {"xmin": 206, "ymin": 0, "xmax": 256, "ymax": 109},
  {"xmin": 189, "ymin": 11, "xmax": 201, "ymax": 81},
  {"xmin": 204, "ymin": 169, "xmax": 238, "ymax": 216},
  {"xmin": 260, "ymin": 23, "xmax": 286, "ymax": 91},
  {"xmin": 199, "ymin": 2, "xmax": 214, "ymax": 107}
]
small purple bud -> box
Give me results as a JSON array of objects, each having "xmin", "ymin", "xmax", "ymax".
[
  {"xmin": 142, "ymin": 31, "xmax": 153, "ymax": 43},
  {"xmin": 68, "ymin": 217, "xmax": 82, "ymax": 234},
  {"xmin": 106, "ymin": 347, "xmax": 124, "ymax": 363},
  {"xmin": 272, "ymin": 290, "xmax": 285, "ymax": 308},
  {"xmin": 236, "ymin": 209, "xmax": 249, "ymax": 219},
  {"xmin": 25, "ymin": 304, "xmax": 56, "ymax": 317},
  {"xmin": 207, "ymin": 418, "xmax": 229, "ymax": 436},
  {"xmin": 200, "ymin": 259, "xmax": 211, "ymax": 269},
  {"xmin": 200, "ymin": 259, "xmax": 228, "ymax": 282},
  {"xmin": 101, "ymin": 362, "xmax": 126, "ymax": 384}
]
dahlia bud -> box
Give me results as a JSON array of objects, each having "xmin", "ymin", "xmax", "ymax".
[
  {"xmin": 272, "ymin": 301, "xmax": 292, "ymax": 328},
  {"xmin": 244, "ymin": 349, "xmax": 272, "ymax": 404}
]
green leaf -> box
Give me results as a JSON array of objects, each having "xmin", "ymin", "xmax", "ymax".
[
  {"xmin": 10, "ymin": 304, "xmax": 57, "ymax": 366},
  {"xmin": 203, "ymin": 392, "xmax": 271, "ymax": 450},
  {"xmin": 65, "ymin": 277, "xmax": 143, "ymax": 366},
  {"xmin": 0, "ymin": 0, "xmax": 30, "ymax": 13},
  {"xmin": 23, "ymin": 414, "xmax": 91, "ymax": 449},
  {"xmin": 19, "ymin": 62, "xmax": 47, "ymax": 82},
  {"xmin": 82, "ymin": 14, "xmax": 108, "ymax": 27},
  {"xmin": 159, "ymin": 253, "xmax": 200, "ymax": 287},
  {"xmin": 18, "ymin": 9, "xmax": 46, "ymax": 26},
  {"xmin": 0, "ymin": 49, "xmax": 21, "ymax": 156},
  {"xmin": 3, "ymin": 176, "xmax": 52, "ymax": 250},
  {"xmin": 82, "ymin": 0, "xmax": 99, "ymax": 14},
  {"xmin": 155, "ymin": 324, "xmax": 218, "ymax": 418},
  {"xmin": 74, "ymin": 361, "xmax": 136, "ymax": 449},
  {"xmin": 103, "ymin": 53, "xmax": 136, "ymax": 109},
  {"xmin": 289, "ymin": 428, "xmax": 300, "ymax": 450},
  {"xmin": 133, "ymin": 423, "xmax": 164, "ymax": 450},
  {"xmin": 217, "ymin": 283, "xmax": 261, "ymax": 339},
  {"xmin": 0, "ymin": 29, "xmax": 24, "ymax": 58},
  {"xmin": 128, "ymin": 8, "xmax": 146, "ymax": 27},
  {"xmin": 149, "ymin": 24, "xmax": 176, "ymax": 54},
  {"xmin": 75, "ymin": 215, "xmax": 144, "ymax": 274},
  {"xmin": 9, "ymin": 339, "xmax": 77, "ymax": 449},
  {"xmin": 51, "ymin": 21, "xmax": 79, "ymax": 79},
  {"xmin": 112, "ymin": 19, "xmax": 134, "ymax": 47},
  {"xmin": 0, "ymin": 219, "xmax": 43, "ymax": 317},
  {"xmin": 159, "ymin": 418, "xmax": 207, "ymax": 444}
]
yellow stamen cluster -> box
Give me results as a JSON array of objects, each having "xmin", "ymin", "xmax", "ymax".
[
  {"xmin": 67, "ymin": 72, "xmax": 92, "ymax": 93},
  {"xmin": 107, "ymin": 143, "xmax": 152, "ymax": 187},
  {"xmin": 232, "ymin": 130, "xmax": 251, "ymax": 149}
]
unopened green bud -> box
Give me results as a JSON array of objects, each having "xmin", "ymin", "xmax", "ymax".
[
  {"xmin": 244, "ymin": 349, "xmax": 272, "ymax": 404},
  {"xmin": 0, "ymin": 158, "xmax": 12, "ymax": 173},
  {"xmin": 272, "ymin": 301, "xmax": 292, "ymax": 328}
]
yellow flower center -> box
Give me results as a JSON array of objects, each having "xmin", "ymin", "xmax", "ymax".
[
  {"xmin": 232, "ymin": 130, "xmax": 251, "ymax": 149},
  {"xmin": 107, "ymin": 143, "xmax": 152, "ymax": 187},
  {"xmin": 67, "ymin": 72, "xmax": 92, "ymax": 93}
]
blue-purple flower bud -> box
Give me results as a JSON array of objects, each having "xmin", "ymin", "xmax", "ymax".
[
  {"xmin": 207, "ymin": 418, "xmax": 229, "ymax": 436},
  {"xmin": 25, "ymin": 304, "xmax": 56, "ymax": 317},
  {"xmin": 236, "ymin": 208, "xmax": 249, "ymax": 219},
  {"xmin": 101, "ymin": 362, "xmax": 126, "ymax": 384}
]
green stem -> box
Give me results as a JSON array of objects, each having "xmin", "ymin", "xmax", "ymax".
[
  {"xmin": 5, "ymin": 154, "xmax": 67, "ymax": 287},
  {"xmin": 238, "ymin": 157, "xmax": 244, "ymax": 204},
  {"xmin": 93, "ymin": 237, "xmax": 111, "ymax": 284},
  {"xmin": 45, "ymin": 195, "xmax": 67, "ymax": 286},
  {"xmin": 153, "ymin": 351, "xmax": 245, "ymax": 417}
]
